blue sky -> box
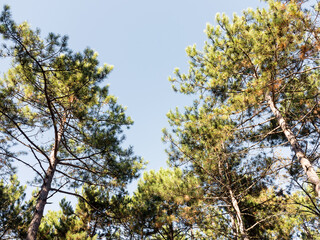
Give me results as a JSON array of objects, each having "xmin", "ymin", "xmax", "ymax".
[{"xmin": 4, "ymin": 0, "xmax": 264, "ymax": 204}]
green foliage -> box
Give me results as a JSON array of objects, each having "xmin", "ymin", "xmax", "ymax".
[
  {"xmin": 2, "ymin": 1, "xmax": 320, "ymax": 239},
  {"xmin": 0, "ymin": 4, "xmax": 144, "ymax": 190},
  {"xmin": 165, "ymin": 0, "xmax": 320, "ymax": 238},
  {"xmin": 0, "ymin": 5, "xmax": 144, "ymax": 237},
  {"xmin": 122, "ymin": 168, "xmax": 202, "ymax": 239},
  {"xmin": 38, "ymin": 185, "xmax": 125, "ymax": 239},
  {"xmin": 168, "ymin": 0, "xmax": 320, "ymax": 158},
  {"xmin": 0, "ymin": 175, "xmax": 35, "ymax": 239}
]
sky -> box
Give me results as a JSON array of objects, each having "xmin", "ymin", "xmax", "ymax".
[{"xmin": 3, "ymin": 0, "xmax": 265, "ymax": 208}]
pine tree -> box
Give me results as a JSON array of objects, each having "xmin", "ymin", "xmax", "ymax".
[
  {"xmin": 38, "ymin": 187, "xmax": 120, "ymax": 239},
  {"xmin": 0, "ymin": 175, "xmax": 35, "ymax": 239},
  {"xmin": 168, "ymin": 0, "xmax": 320, "ymax": 201},
  {"xmin": 122, "ymin": 168, "xmax": 201, "ymax": 239},
  {"xmin": 171, "ymin": 1, "xmax": 320, "ymax": 195},
  {"xmin": 0, "ymin": 5, "xmax": 143, "ymax": 239},
  {"xmin": 166, "ymin": 0, "xmax": 320, "ymax": 238}
]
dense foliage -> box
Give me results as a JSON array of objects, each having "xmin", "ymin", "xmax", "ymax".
[
  {"xmin": 0, "ymin": 4, "xmax": 143, "ymax": 239},
  {"xmin": 1, "ymin": 0, "xmax": 320, "ymax": 239}
]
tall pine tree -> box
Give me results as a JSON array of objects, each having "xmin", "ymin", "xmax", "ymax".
[
  {"xmin": 168, "ymin": 0, "xmax": 320, "ymax": 199},
  {"xmin": 166, "ymin": 0, "xmax": 320, "ymax": 238},
  {"xmin": 0, "ymin": 5, "xmax": 143, "ymax": 239}
]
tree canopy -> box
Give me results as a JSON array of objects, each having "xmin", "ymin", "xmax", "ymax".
[
  {"xmin": 1, "ymin": 0, "xmax": 320, "ymax": 239},
  {"xmin": 164, "ymin": 0, "xmax": 320, "ymax": 238},
  {"xmin": 0, "ymin": 5, "xmax": 143, "ymax": 239}
]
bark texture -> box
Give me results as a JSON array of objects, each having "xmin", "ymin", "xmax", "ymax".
[
  {"xmin": 266, "ymin": 94, "xmax": 320, "ymax": 197},
  {"xmin": 26, "ymin": 165, "xmax": 56, "ymax": 240},
  {"xmin": 26, "ymin": 121, "xmax": 65, "ymax": 240},
  {"xmin": 229, "ymin": 189, "xmax": 249, "ymax": 240}
]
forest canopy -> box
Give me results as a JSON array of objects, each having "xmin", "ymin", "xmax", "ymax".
[{"xmin": 1, "ymin": 0, "xmax": 320, "ymax": 239}]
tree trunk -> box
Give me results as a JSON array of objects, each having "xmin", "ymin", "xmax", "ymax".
[
  {"xmin": 26, "ymin": 164, "xmax": 57, "ymax": 240},
  {"xmin": 266, "ymin": 94, "xmax": 320, "ymax": 197},
  {"xmin": 26, "ymin": 119, "xmax": 65, "ymax": 240},
  {"xmin": 229, "ymin": 189, "xmax": 249, "ymax": 240}
]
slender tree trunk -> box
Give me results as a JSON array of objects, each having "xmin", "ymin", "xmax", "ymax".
[
  {"xmin": 220, "ymin": 157, "xmax": 248, "ymax": 240},
  {"xmin": 26, "ymin": 120, "xmax": 65, "ymax": 240},
  {"xmin": 26, "ymin": 164, "xmax": 57, "ymax": 240},
  {"xmin": 229, "ymin": 211, "xmax": 237, "ymax": 238},
  {"xmin": 266, "ymin": 94, "xmax": 320, "ymax": 197},
  {"xmin": 229, "ymin": 189, "xmax": 249, "ymax": 240}
]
